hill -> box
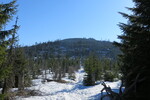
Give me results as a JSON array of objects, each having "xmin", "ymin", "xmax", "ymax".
[{"xmin": 23, "ymin": 38, "xmax": 121, "ymax": 59}]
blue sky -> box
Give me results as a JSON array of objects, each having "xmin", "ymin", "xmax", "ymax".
[{"xmin": 1, "ymin": 0, "xmax": 134, "ymax": 46}]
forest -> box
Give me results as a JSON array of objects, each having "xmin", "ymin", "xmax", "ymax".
[
  {"xmin": 0, "ymin": 0, "xmax": 150, "ymax": 100},
  {"xmin": 23, "ymin": 38, "xmax": 120, "ymax": 59}
]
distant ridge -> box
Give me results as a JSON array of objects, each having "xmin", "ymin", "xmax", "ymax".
[{"xmin": 23, "ymin": 38, "xmax": 121, "ymax": 59}]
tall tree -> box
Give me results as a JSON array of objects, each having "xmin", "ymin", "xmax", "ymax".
[
  {"xmin": 83, "ymin": 54, "xmax": 100, "ymax": 86},
  {"xmin": 0, "ymin": 0, "xmax": 17, "ymax": 80},
  {"xmin": 13, "ymin": 47, "xmax": 27, "ymax": 91},
  {"xmin": 0, "ymin": 0, "xmax": 18, "ymax": 99},
  {"xmin": 114, "ymin": 0, "xmax": 150, "ymax": 99}
]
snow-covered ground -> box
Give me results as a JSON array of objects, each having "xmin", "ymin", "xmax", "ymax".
[{"xmin": 16, "ymin": 66, "xmax": 121, "ymax": 100}]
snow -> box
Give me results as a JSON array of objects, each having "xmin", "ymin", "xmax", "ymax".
[
  {"xmin": 75, "ymin": 66, "xmax": 85, "ymax": 83},
  {"xmin": 16, "ymin": 66, "xmax": 121, "ymax": 100}
]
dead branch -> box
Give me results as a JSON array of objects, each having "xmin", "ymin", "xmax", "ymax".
[{"xmin": 101, "ymin": 82, "xmax": 122, "ymax": 100}]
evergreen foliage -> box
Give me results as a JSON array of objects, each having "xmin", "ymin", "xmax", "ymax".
[
  {"xmin": 0, "ymin": 1, "xmax": 18, "ymax": 99},
  {"xmin": 114, "ymin": 0, "xmax": 150, "ymax": 99},
  {"xmin": 23, "ymin": 38, "xmax": 121, "ymax": 60},
  {"xmin": 83, "ymin": 54, "xmax": 120, "ymax": 86},
  {"xmin": 0, "ymin": 1, "xmax": 30, "ymax": 99},
  {"xmin": 25, "ymin": 55, "xmax": 80, "ymax": 81},
  {"xmin": 0, "ymin": 0, "xmax": 17, "ymax": 81},
  {"xmin": 83, "ymin": 54, "xmax": 98, "ymax": 86},
  {"xmin": 13, "ymin": 47, "xmax": 27, "ymax": 91}
]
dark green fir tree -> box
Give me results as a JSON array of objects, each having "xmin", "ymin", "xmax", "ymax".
[
  {"xmin": 114, "ymin": 0, "xmax": 150, "ymax": 99},
  {"xmin": 83, "ymin": 54, "xmax": 99, "ymax": 86},
  {"xmin": 0, "ymin": 0, "xmax": 17, "ymax": 80},
  {"xmin": 13, "ymin": 47, "xmax": 27, "ymax": 91},
  {"xmin": 0, "ymin": 0, "xmax": 18, "ymax": 99}
]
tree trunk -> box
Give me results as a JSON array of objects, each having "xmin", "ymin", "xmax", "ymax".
[
  {"xmin": 18, "ymin": 72, "xmax": 24, "ymax": 91},
  {"xmin": 15, "ymin": 76, "xmax": 19, "ymax": 87},
  {"xmin": 2, "ymin": 78, "xmax": 11, "ymax": 100}
]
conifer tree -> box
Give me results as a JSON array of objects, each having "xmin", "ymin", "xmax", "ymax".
[
  {"xmin": 84, "ymin": 54, "xmax": 100, "ymax": 86},
  {"xmin": 0, "ymin": 0, "xmax": 17, "ymax": 80},
  {"xmin": 13, "ymin": 47, "xmax": 27, "ymax": 91},
  {"xmin": 0, "ymin": 0, "xmax": 18, "ymax": 99},
  {"xmin": 114, "ymin": 0, "xmax": 150, "ymax": 99}
]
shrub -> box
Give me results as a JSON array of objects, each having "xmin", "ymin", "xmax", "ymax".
[{"xmin": 104, "ymin": 71, "xmax": 115, "ymax": 82}]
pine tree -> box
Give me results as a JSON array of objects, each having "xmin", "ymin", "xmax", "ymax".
[
  {"xmin": 114, "ymin": 0, "xmax": 150, "ymax": 99},
  {"xmin": 13, "ymin": 47, "xmax": 27, "ymax": 91},
  {"xmin": 0, "ymin": 0, "xmax": 18, "ymax": 99},
  {"xmin": 0, "ymin": 0, "xmax": 17, "ymax": 80},
  {"xmin": 83, "ymin": 54, "xmax": 100, "ymax": 86}
]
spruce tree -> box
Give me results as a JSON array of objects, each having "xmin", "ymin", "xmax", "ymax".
[
  {"xmin": 0, "ymin": 0, "xmax": 18, "ymax": 99},
  {"xmin": 0, "ymin": 0, "xmax": 17, "ymax": 80},
  {"xmin": 13, "ymin": 47, "xmax": 27, "ymax": 91},
  {"xmin": 114, "ymin": 0, "xmax": 150, "ymax": 99},
  {"xmin": 84, "ymin": 54, "xmax": 100, "ymax": 86}
]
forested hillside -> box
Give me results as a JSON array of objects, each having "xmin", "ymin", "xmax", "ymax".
[{"xmin": 23, "ymin": 38, "xmax": 121, "ymax": 60}]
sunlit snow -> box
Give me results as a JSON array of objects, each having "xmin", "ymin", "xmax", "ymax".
[{"xmin": 16, "ymin": 66, "xmax": 121, "ymax": 100}]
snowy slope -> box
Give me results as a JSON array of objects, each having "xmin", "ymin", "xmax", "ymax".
[{"xmin": 16, "ymin": 66, "xmax": 121, "ymax": 100}]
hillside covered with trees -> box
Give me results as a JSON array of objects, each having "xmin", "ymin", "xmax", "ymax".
[{"xmin": 23, "ymin": 38, "xmax": 121, "ymax": 60}]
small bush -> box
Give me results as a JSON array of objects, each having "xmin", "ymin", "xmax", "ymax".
[
  {"xmin": 24, "ymin": 76, "xmax": 32, "ymax": 87},
  {"xmin": 104, "ymin": 71, "xmax": 115, "ymax": 82},
  {"xmin": 83, "ymin": 74, "xmax": 95, "ymax": 86}
]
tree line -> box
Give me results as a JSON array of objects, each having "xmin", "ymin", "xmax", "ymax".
[{"xmin": 23, "ymin": 38, "xmax": 121, "ymax": 60}]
